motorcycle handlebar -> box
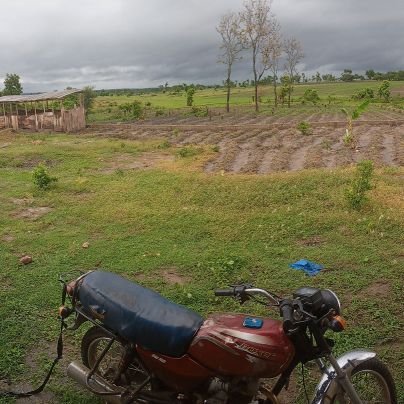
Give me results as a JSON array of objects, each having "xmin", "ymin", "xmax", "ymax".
[
  {"xmin": 214, "ymin": 289, "xmax": 235, "ymax": 297},
  {"xmin": 214, "ymin": 286, "xmax": 280, "ymax": 305},
  {"xmin": 280, "ymin": 299, "xmax": 297, "ymax": 334}
]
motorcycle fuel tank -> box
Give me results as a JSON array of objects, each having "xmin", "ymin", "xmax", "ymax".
[{"xmin": 188, "ymin": 314, "xmax": 295, "ymax": 378}]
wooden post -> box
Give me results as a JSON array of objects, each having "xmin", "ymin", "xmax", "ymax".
[
  {"xmin": 25, "ymin": 103, "xmax": 28, "ymax": 116},
  {"xmin": 34, "ymin": 104, "xmax": 38, "ymax": 131},
  {"xmin": 2, "ymin": 103, "xmax": 6, "ymax": 128},
  {"xmin": 52, "ymin": 103, "xmax": 56, "ymax": 131}
]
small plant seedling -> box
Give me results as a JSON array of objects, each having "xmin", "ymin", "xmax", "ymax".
[
  {"xmin": 346, "ymin": 160, "xmax": 374, "ymax": 210},
  {"xmin": 297, "ymin": 121, "xmax": 311, "ymax": 135},
  {"xmin": 32, "ymin": 163, "xmax": 57, "ymax": 190},
  {"xmin": 341, "ymin": 100, "xmax": 370, "ymax": 149}
]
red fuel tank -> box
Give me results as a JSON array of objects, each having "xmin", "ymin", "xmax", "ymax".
[{"xmin": 188, "ymin": 313, "xmax": 295, "ymax": 378}]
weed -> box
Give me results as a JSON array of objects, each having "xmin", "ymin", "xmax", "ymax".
[
  {"xmin": 297, "ymin": 121, "xmax": 311, "ymax": 135},
  {"xmin": 212, "ymin": 145, "xmax": 220, "ymax": 153},
  {"xmin": 177, "ymin": 146, "xmax": 201, "ymax": 158},
  {"xmin": 191, "ymin": 106, "xmax": 208, "ymax": 117},
  {"xmin": 32, "ymin": 163, "xmax": 57, "ymax": 190},
  {"xmin": 346, "ymin": 160, "xmax": 374, "ymax": 210},
  {"xmin": 158, "ymin": 140, "xmax": 171, "ymax": 150}
]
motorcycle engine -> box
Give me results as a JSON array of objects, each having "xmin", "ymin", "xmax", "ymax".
[{"xmin": 205, "ymin": 377, "xmax": 259, "ymax": 403}]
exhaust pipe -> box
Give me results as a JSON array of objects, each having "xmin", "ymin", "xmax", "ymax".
[{"xmin": 67, "ymin": 361, "xmax": 124, "ymax": 404}]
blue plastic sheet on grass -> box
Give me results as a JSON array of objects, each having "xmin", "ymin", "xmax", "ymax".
[{"xmin": 289, "ymin": 259, "xmax": 323, "ymax": 276}]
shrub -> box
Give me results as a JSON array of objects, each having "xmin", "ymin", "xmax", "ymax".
[
  {"xmin": 191, "ymin": 106, "xmax": 208, "ymax": 117},
  {"xmin": 302, "ymin": 89, "xmax": 320, "ymax": 104},
  {"xmin": 32, "ymin": 164, "xmax": 57, "ymax": 190},
  {"xmin": 177, "ymin": 146, "xmax": 201, "ymax": 158},
  {"xmin": 352, "ymin": 88, "xmax": 374, "ymax": 100},
  {"xmin": 346, "ymin": 160, "xmax": 374, "ymax": 210},
  {"xmin": 186, "ymin": 87, "xmax": 195, "ymax": 106},
  {"xmin": 118, "ymin": 100, "xmax": 144, "ymax": 120},
  {"xmin": 297, "ymin": 121, "xmax": 311, "ymax": 135}
]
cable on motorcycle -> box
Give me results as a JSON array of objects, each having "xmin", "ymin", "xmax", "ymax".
[
  {"xmin": 301, "ymin": 363, "xmax": 309, "ymax": 404},
  {"xmin": 0, "ymin": 280, "xmax": 68, "ymax": 398}
]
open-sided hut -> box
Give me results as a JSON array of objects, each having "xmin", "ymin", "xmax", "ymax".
[{"xmin": 0, "ymin": 88, "xmax": 85, "ymax": 132}]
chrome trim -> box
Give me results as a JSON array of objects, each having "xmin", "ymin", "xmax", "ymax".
[
  {"xmin": 325, "ymin": 289, "xmax": 341, "ymax": 313},
  {"xmin": 311, "ymin": 350, "xmax": 376, "ymax": 404}
]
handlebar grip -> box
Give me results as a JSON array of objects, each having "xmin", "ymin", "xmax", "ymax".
[
  {"xmin": 214, "ymin": 289, "xmax": 234, "ymax": 297},
  {"xmin": 280, "ymin": 300, "xmax": 296, "ymax": 334}
]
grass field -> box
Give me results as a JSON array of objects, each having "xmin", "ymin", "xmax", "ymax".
[
  {"xmin": 89, "ymin": 81, "xmax": 404, "ymax": 122},
  {"xmin": 0, "ymin": 130, "xmax": 403, "ymax": 403}
]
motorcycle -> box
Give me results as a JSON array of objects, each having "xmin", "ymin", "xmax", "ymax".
[{"xmin": 60, "ymin": 270, "xmax": 397, "ymax": 403}]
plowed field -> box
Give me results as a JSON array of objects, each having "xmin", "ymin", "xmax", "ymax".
[{"xmin": 87, "ymin": 109, "xmax": 404, "ymax": 174}]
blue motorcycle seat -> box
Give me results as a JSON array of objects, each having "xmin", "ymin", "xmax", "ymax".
[{"xmin": 77, "ymin": 270, "xmax": 203, "ymax": 358}]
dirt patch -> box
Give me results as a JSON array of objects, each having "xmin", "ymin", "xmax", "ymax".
[
  {"xmin": 1, "ymin": 234, "xmax": 14, "ymax": 242},
  {"xmin": 297, "ymin": 236, "xmax": 326, "ymax": 247},
  {"xmin": 15, "ymin": 158, "xmax": 58, "ymax": 169},
  {"xmin": 161, "ymin": 267, "xmax": 190, "ymax": 285},
  {"xmin": 101, "ymin": 152, "xmax": 174, "ymax": 173},
  {"xmin": 15, "ymin": 207, "xmax": 52, "ymax": 220},
  {"xmin": 135, "ymin": 267, "xmax": 190, "ymax": 285},
  {"xmin": 360, "ymin": 281, "xmax": 390, "ymax": 299},
  {"xmin": 11, "ymin": 198, "xmax": 35, "ymax": 206}
]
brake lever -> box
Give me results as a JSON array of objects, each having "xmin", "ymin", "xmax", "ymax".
[{"xmin": 230, "ymin": 284, "xmax": 253, "ymax": 305}]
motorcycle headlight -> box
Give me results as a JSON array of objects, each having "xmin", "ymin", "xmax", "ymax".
[
  {"xmin": 323, "ymin": 289, "xmax": 341, "ymax": 315},
  {"xmin": 294, "ymin": 287, "xmax": 341, "ymax": 317}
]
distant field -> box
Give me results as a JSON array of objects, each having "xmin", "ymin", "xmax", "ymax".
[{"xmin": 89, "ymin": 81, "xmax": 404, "ymax": 122}]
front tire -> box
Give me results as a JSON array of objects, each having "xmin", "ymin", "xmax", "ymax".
[{"xmin": 330, "ymin": 357, "xmax": 397, "ymax": 404}]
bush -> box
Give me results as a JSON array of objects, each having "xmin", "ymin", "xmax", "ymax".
[
  {"xmin": 346, "ymin": 160, "xmax": 374, "ymax": 210},
  {"xmin": 177, "ymin": 146, "xmax": 201, "ymax": 158},
  {"xmin": 352, "ymin": 88, "xmax": 374, "ymax": 100},
  {"xmin": 118, "ymin": 101, "xmax": 144, "ymax": 119},
  {"xmin": 302, "ymin": 89, "xmax": 320, "ymax": 104},
  {"xmin": 32, "ymin": 164, "xmax": 57, "ymax": 190},
  {"xmin": 297, "ymin": 121, "xmax": 311, "ymax": 135},
  {"xmin": 191, "ymin": 106, "xmax": 208, "ymax": 117}
]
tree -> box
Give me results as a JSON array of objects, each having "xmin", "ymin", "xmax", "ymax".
[
  {"xmin": 340, "ymin": 69, "xmax": 354, "ymax": 82},
  {"xmin": 283, "ymin": 37, "xmax": 304, "ymax": 107},
  {"xmin": 82, "ymin": 86, "xmax": 96, "ymax": 116},
  {"xmin": 240, "ymin": 0, "xmax": 274, "ymax": 112},
  {"xmin": 261, "ymin": 20, "xmax": 283, "ymax": 107},
  {"xmin": 377, "ymin": 80, "xmax": 390, "ymax": 101},
  {"xmin": 365, "ymin": 69, "xmax": 375, "ymax": 80},
  {"xmin": 186, "ymin": 87, "xmax": 195, "ymax": 106},
  {"xmin": 3, "ymin": 73, "xmax": 23, "ymax": 95},
  {"xmin": 217, "ymin": 11, "xmax": 244, "ymax": 113},
  {"xmin": 315, "ymin": 72, "xmax": 322, "ymax": 83}
]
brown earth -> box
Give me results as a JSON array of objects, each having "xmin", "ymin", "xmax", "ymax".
[
  {"xmin": 100, "ymin": 151, "xmax": 174, "ymax": 173},
  {"xmin": 87, "ymin": 114, "xmax": 403, "ymax": 174}
]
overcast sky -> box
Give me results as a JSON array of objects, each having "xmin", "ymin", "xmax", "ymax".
[{"xmin": 1, "ymin": 0, "xmax": 403, "ymax": 92}]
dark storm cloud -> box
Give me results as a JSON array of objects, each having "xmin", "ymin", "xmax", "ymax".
[{"xmin": 1, "ymin": 0, "xmax": 403, "ymax": 92}]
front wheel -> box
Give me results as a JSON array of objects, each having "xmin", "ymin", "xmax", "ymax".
[{"xmin": 331, "ymin": 358, "xmax": 397, "ymax": 404}]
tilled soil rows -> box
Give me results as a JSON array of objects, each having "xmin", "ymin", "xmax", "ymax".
[{"xmin": 88, "ymin": 116, "xmax": 404, "ymax": 174}]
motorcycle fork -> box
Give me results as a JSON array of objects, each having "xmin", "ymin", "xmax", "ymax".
[{"xmin": 326, "ymin": 354, "xmax": 362, "ymax": 404}]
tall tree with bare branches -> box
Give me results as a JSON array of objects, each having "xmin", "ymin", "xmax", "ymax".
[
  {"xmin": 283, "ymin": 37, "xmax": 304, "ymax": 107},
  {"xmin": 217, "ymin": 12, "xmax": 243, "ymax": 113},
  {"xmin": 240, "ymin": 0, "xmax": 274, "ymax": 112},
  {"xmin": 261, "ymin": 20, "xmax": 282, "ymax": 107}
]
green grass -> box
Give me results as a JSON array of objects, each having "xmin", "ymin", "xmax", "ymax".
[
  {"xmin": 0, "ymin": 132, "xmax": 403, "ymax": 403},
  {"xmin": 88, "ymin": 81, "xmax": 404, "ymax": 122}
]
